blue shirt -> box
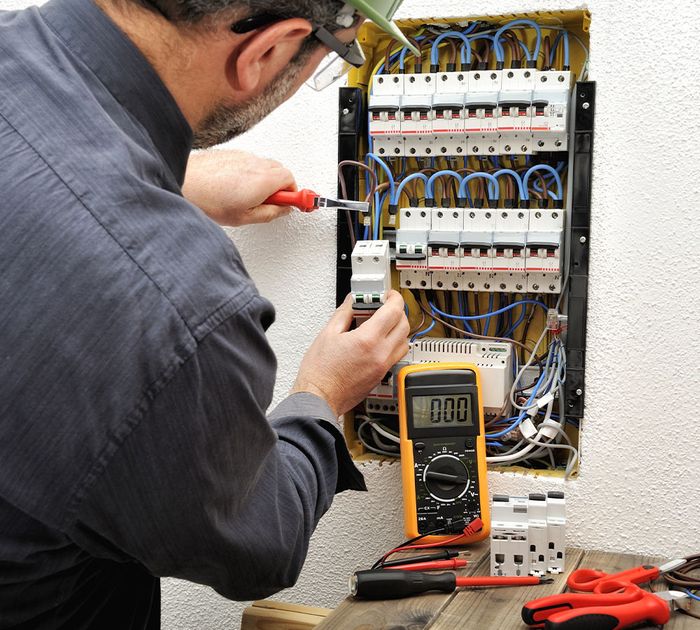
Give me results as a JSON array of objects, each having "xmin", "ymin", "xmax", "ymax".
[{"xmin": 0, "ymin": 0, "xmax": 364, "ymax": 627}]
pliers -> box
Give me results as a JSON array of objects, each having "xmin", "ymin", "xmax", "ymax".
[{"xmin": 522, "ymin": 579, "xmax": 688, "ymax": 629}]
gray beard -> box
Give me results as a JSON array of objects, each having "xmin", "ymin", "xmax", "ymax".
[{"xmin": 193, "ymin": 64, "xmax": 303, "ymax": 149}]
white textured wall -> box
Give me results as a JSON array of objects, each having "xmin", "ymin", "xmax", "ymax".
[{"xmin": 4, "ymin": 0, "xmax": 700, "ymax": 627}]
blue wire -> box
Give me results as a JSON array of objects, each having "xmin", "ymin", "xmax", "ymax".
[
  {"xmin": 493, "ymin": 20, "xmax": 541, "ymax": 64},
  {"xmin": 393, "ymin": 172, "xmax": 429, "ymax": 205},
  {"xmin": 493, "ymin": 168, "xmax": 527, "ymax": 200},
  {"xmin": 399, "ymin": 35, "xmax": 427, "ymax": 71},
  {"xmin": 494, "ymin": 35, "xmax": 531, "ymax": 62},
  {"xmin": 363, "ymin": 225, "xmax": 369, "ymax": 240},
  {"xmin": 523, "ymin": 164, "xmax": 563, "ymax": 200},
  {"xmin": 487, "ymin": 368, "xmax": 548, "ymax": 438},
  {"xmin": 504, "ymin": 299, "xmax": 527, "ymax": 337},
  {"xmin": 684, "ymin": 590, "xmax": 700, "ymax": 602},
  {"xmin": 458, "ymin": 172, "xmax": 500, "ymax": 201},
  {"xmin": 429, "ymin": 299, "xmax": 546, "ymax": 321},
  {"xmin": 411, "ymin": 319, "xmax": 435, "ymax": 341},
  {"xmin": 431, "ymin": 31, "xmax": 472, "ymax": 67},
  {"xmin": 373, "ymin": 190, "xmax": 387, "ymax": 239},
  {"xmin": 366, "ymin": 153, "xmax": 396, "ymax": 200},
  {"xmin": 426, "ymin": 170, "xmax": 463, "ymax": 201},
  {"xmin": 458, "ymin": 292, "xmax": 473, "ymax": 334}
]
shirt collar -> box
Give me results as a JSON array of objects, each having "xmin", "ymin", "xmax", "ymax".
[{"xmin": 40, "ymin": 0, "xmax": 193, "ymax": 184}]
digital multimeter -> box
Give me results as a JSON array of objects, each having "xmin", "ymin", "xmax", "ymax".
[{"xmin": 398, "ymin": 363, "xmax": 490, "ymax": 544}]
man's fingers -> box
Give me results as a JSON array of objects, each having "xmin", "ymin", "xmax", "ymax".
[
  {"xmin": 245, "ymin": 204, "xmax": 293, "ymax": 225},
  {"xmin": 358, "ymin": 290, "xmax": 406, "ymax": 336}
]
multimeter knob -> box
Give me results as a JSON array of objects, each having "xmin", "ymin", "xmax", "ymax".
[{"xmin": 423, "ymin": 455, "xmax": 470, "ymax": 502}]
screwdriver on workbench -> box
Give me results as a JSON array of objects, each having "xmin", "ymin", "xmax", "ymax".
[
  {"xmin": 264, "ymin": 188, "xmax": 369, "ymax": 213},
  {"xmin": 350, "ymin": 570, "xmax": 553, "ymax": 600}
]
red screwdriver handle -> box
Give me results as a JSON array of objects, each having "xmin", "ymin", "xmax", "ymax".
[
  {"xmin": 567, "ymin": 565, "xmax": 659, "ymax": 592},
  {"xmin": 264, "ymin": 188, "xmax": 319, "ymax": 211},
  {"xmin": 543, "ymin": 591, "xmax": 671, "ymax": 630},
  {"xmin": 457, "ymin": 575, "xmax": 542, "ymax": 587}
]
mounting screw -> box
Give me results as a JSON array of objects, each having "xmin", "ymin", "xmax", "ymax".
[
  {"xmin": 405, "ymin": 279, "xmax": 412, "ymax": 286},
  {"xmin": 452, "ymin": 281, "xmax": 459, "ymax": 289},
  {"xmin": 558, "ymin": 75, "xmax": 565, "ymax": 82},
  {"xmin": 357, "ymin": 257, "xmax": 363, "ymax": 263},
  {"xmin": 458, "ymin": 74, "xmax": 464, "ymax": 80},
  {"xmin": 576, "ymin": 388, "xmax": 583, "ymax": 396},
  {"xmin": 541, "ymin": 75, "xmax": 547, "ymax": 82},
  {"xmin": 405, "ymin": 211, "xmax": 411, "ymax": 217},
  {"xmin": 426, "ymin": 148, "xmax": 432, "ymax": 155},
  {"xmin": 504, "ymin": 145, "xmax": 511, "ymax": 152},
  {"xmin": 518, "ymin": 212, "xmax": 524, "ymax": 219},
  {"xmin": 378, "ymin": 77, "xmax": 384, "ymax": 84},
  {"xmin": 474, "ymin": 73, "xmax": 481, "ymax": 80},
  {"xmin": 500, "ymin": 283, "xmax": 506, "ymax": 290},
  {"xmin": 484, "ymin": 283, "xmax": 491, "ymax": 289},
  {"xmin": 373, "ymin": 257, "xmax": 379, "ymax": 263},
  {"xmin": 342, "ymin": 108, "xmax": 350, "ymax": 115},
  {"xmin": 489, "ymin": 146, "xmax": 496, "ymax": 153},
  {"xmin": 420, "ymin": 211, "xmax": 426, "ymax": 217},
  {"xmin": 457, "ymin": 147, "xmax": 464, "ymax": 153},
  {"xmin": 410, "ymin": 147, "xmax": 416, "ymax": 155},
  {"xmin": 468, "ymin": 282, "xmax": 475, "ymax": 289},
  {"xmin": 524, "ymin": 71, "xmax": 531, "ymax": 78},
  {"xmin": 425, "ymin": 76, "xmax": 432, "ymax": 82},
  {"xmin": 420, "ymin": 280, "xmax": 427, "ymax": 287},
  {"xmin": 502, "ymin": 212, "xmax": 508, "ymax": 218},
  {"xmin": 549, "ymin": 284, "xmax": 556, "ymax": 291},
  {"xmin": 453, "ymin": 212, "xmax": 459, "ymax": 218},
  {"xmin": 532, "ymin": 283, "xmax": 539, "ymax": 290},
  {"xmin": 538, "ymin": 140, "xmax": 545, "ymax": 147},
  {"xmin": 469, "ymin": 212, "xmax": 476, "ymax": 218},
  {"xmin": 437, "ymin": 211, "xmax": 444, "ymax": 218},
  {"xmin": 437, "ymin": 281, "xmax": 443, "ymax": 288},
  {"xmin": 580, "ymin": 236, "xmax": 587, "ymax": 244},
  {"xmin": 409, "ymin": 76, "xmax": 416, "ymax": 83},
  {"xmin": 553, "ymin": 212, "xmax": 559, "ymax": 219},
  {"xmin": 379, "ymin": 148, "xmax": 385, "ymax": 154},
  {"xmin": 393, "ymin": 77, "xmax": 399, "ymax": 83},
  {"xmin": 442, "ymin": 74, "xmax": 448, "ymax": 81},
  {"xmin": 521, "ymin": 145, "xmax": 528, "ymax": 152},
  {"xmin": 535, "ymin": 212, "xmax": 542, "ymax": 219},
  {"xmin": 485, "ymin": 212, "xmax": 492, "ymax": 219},
  {"xmin": 582, "ymin": 102, "xmax": 590, "ymax": 110},
  {"xmin": 516, "ymin": 283, "xmax": 523, "ymax": 290},
  {"xmin": 394, "ymin": 148, "xmax": 401, "ymax": 154},
  {"xmin": 441, "ymin": 146, "xmax": 447, "ymax": 153},
  {"xmin": 507, "ymin": 71, "xmax": 514, "ymax": 78},
  {"xmin": 555, "ymin": 140, "xmax": 563, "ymax": 147},
  {"xmin": 340, "ymin": 253, "xmax": 347, "ymax": 261}
]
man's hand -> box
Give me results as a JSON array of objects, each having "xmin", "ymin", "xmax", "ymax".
[
  {"xmin": 183, "ymin": 149, "xmax": 297, "ymax": 226},
  {"xmin": 291, "ymin": 291, "xmax": 410, "ymax": 417}
]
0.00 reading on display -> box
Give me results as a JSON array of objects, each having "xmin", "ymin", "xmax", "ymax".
[{"xmin": 412, "ymin": 395, "xmax": 473, "ymax": 428}]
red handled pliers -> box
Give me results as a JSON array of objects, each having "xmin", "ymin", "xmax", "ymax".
[
  {"xmin": 522, "ymin": 578, "xmax": 688, "ymax": 629},
  {"xmin": 565, "ymin": 558, "xmax": 686, "ymax": 592},
  {"xmin": 264, "ymin": 189, "xmax": 369, "ymax": 213}
]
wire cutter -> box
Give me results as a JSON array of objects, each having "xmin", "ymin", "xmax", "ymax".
[
  {"xmin": 264, "ymin": 189, "xmax": 369, "ymax": 213},
  {"xmin": 522, "ymin": 578, "xmax": 689, "ymax": 629},
  {"xmin": 566, "ymin": 558, "xmax": 686, "ymax": 592}
]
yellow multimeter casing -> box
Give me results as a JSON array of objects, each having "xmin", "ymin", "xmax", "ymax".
[{"xmin": 398, "ymin": 363, "xmax": 490, "ymax": 545}]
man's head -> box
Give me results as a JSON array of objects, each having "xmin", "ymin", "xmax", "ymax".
[{"xmin": 100, "ymin": 0, "xmax": 369, "ymax": 147}]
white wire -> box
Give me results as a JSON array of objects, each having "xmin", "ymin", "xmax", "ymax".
[{"xmin": 356, "ymin": 415, "xmax": 400, "ymax": 444}]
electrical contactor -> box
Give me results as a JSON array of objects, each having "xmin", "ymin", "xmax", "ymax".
[{"xmin": 490, "ymin": 491, "xmax": 566, "ymax": 577}]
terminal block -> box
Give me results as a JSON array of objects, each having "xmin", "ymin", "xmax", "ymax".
[{"xmin": 350, "ymin": 240, "xmax": 391, "ymax": 311}]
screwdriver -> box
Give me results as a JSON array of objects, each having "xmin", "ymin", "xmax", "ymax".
[
  {"xmin": 264, "ymin": 188, "xmax": 369, "ymax": 213},
  {"xmin": 350, "ymin": 569, "xmax": 553, "ymax": 600}
]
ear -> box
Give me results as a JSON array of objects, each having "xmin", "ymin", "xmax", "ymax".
[{"xmin": 226, "ymin": 18, "xmax": 315, "ymax": 98}]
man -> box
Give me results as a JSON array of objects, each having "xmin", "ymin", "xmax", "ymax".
[{"xmin": 0, "ymin": 0, "xmax": 414, "ymax": 627}]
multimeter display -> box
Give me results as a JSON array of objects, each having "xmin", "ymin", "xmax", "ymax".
[
  {"xmin": 399, "ymin": 364, "xmax": 490, "ymax": 543},
  {"xmin": 411, "ymin": 395, "xmax": 473, "ymax": 427}
]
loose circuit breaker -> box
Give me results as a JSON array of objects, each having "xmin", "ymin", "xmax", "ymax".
[
  {"xmin": 336, "ymin": 11, "xmax": 594, "ymax": 472},
  {"xmin": 490, "ymin": 492, "xmax": 566, "ymax": 577}
]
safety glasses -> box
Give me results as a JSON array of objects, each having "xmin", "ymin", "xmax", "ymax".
[{"xmin": 231, "ymin": 13, "xmax": 366, "ymax": 92}]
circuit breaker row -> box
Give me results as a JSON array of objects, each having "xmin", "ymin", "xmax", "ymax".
[
  {"xmin": 397, "ymin": 206, "xmax": 563, "ymax": 294},
  {"xmin": 366, "ymin": 337, "xmax": 514, "ymax": 417},
  {"xmin": 370, "ymin": 70, "xmax": 571, "ymax": 156},
  {"xmin": 490, "ymin": 492, "xmax": 566, "ymax": 577}
]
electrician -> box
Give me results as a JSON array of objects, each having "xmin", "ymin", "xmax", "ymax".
[{"xmin": 0, "ymin": 0, "xmax": 416, "ymax": 627}]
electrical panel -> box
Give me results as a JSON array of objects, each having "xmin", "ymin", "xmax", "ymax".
[
  {"xmin": 336, "ymin": 11, "xmax": 593, "ymax": 475},
  {"xmin": 490, "ymin": 492, "xmax": 566, "ymax": 576}
]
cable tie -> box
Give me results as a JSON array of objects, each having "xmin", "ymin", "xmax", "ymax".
[
  {"xmin": 537, "ymin": 392, "xmax": 555, "ymax": 409},
  {"xmin": 538, "ymin": 419, "xmax": 560, "ymax": 440},
  {"xmin": 519, "ymin": 418, "xmax": 537, "ymax": 439}
]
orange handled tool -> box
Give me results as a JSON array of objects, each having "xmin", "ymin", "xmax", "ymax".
[
  {"xmin": 264, "ymin": 188, "xmax": 369, "ymax": 213},
  {"xmin": 522, "ymin": 579, "xmax": 688, "ymax": 629},
  {"xmin": 567, "ymin": 558, "xmax": 686, "ymax": 592}
]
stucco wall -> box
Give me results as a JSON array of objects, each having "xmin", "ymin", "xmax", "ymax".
[{"xmin": 3, "ymin": 0, "xmax": 699, "ymax": 627}]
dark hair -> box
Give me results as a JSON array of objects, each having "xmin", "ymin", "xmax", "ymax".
[{"xmin": 139, "ymin": 0, "xmax": 345, "ymax": 28}]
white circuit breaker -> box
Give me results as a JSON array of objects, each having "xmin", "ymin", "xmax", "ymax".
[
  {"xmin": 368, "ymin": 66, "xmax": 571, "ymax": 156},
  {"xmin": 350, "ymin": 240, "xmax": 391, "ymax": 311},
  {"xmin": 490, "ymin": 492, "xmax": 566, "ymax": 577}
]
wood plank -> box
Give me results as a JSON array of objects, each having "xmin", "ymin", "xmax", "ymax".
[
  {"xmin": 426, "ymin": 547, "xmax": 585, "ymax": 630},
  {"xmin": 572, "ymin": 550, "xmax": 698, "ymax": 630},
  {"xmin": 315, "ymin": 542, "xmax": 491, "ymax": 630},
  {"xmin": 241, "ymin": 600, "xmax": 331, "ymax": 630}
]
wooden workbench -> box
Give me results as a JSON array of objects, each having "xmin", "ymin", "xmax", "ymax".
[{"xmin": 315, "ymin": 542, "xmax": 697, "ymax": 629}]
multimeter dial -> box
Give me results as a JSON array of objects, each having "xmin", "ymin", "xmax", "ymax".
[{"xmin": 423, "ymin": 454, "xmax": 470, "ymax": 502}]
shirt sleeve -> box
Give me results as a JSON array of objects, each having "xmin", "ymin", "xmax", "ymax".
[{"xmin": 66, "ymin": 295, "xmax": 365, "ymax": 601}]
